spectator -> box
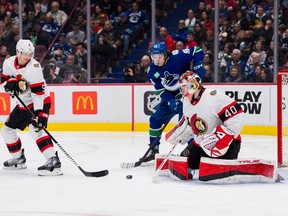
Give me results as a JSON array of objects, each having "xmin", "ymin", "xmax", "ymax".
[
  {"xmin": 29, "ymin": 21, "xmax": 50, "ymax": 49},
  {"xmin": 51, "ymin": 46, "xmax": 67, "ymax": 66},
  {"xmin": 218, "ymin": 42, "xmax": 234, "ymax": 82},
  {"xmin": 91, "ymin": 33, "xmax": 112, "ymax": 78},
  {"xmin": 225, "ymin": 65, "xmax": 244, "ymax": 82},
  {"xmin": 40, "ymin": 12, "xmax": 59, "ymax": 40},
  {"xmin": 22, "ymin": 11, "xmax": 33, "ymax": 39},
  {"xmin": 194, "ymin": 22, "xmax": 207, "ymax": 45},
  {"xmin": 66, "ymin": 21, "xmax": 86, "ymax": 48},
  {"xmin": 260, "ymin": 67, "xmax": 273, "ymax": 82},
  {"xmin": 101, "ymin": 20, "xmax": 122, "ymax": 56},
  {"xmin": 255, "ymin": 19, "xmax": 273, "ymax": 47},
  {"xmin": 184, "ymin": 32, "xmax": 198, "ymax": 48},
  {"xmin": 74, "ymin": 42, "xmax": 87, "ymax": 70},
  {"xmin": 175, "ymin": 41, "xmax": 184, "ymax": 50},
  {"xmin": 199, "ymin": 10, "xmax": 213, "ymax": 31},
  {"xmin": 29, "ymin": 2, "xmax": 46, "ymax": 23},
  {"xmin": 50, "ymin": 32, "xmax": 72, "ymax": 58},
  {"xmin": 59, "ymin": 54, "xmax": 86, "ymax": 83},
  {"xmin": 49, "ymin": 1, "xmax": 67, "ymax": 26},
  {"xmin": 185, "ymin": 9, "xmax": 198, "ymax": 31},
  {"xmin": 0, "ymin": 0, "xmax": 13, "ymax": 16},
  {"xmin": 58, "ymin": 0, "xmax": 71, "ymax": 15},
  {"xmin": 247, "ymin": 40, "xmax": 267, "ymax": 65},
  {"xmin": 114, "ymin": 12, "xmax": 130, "ymax": 57},
  {"xmin": 43, "ymin": 58, "xmax": 63, "ymax": 84},
  {"xmin": 0, "ymin": 44, "xmax": 10, "ymax": 59},
  {"xmin": 171, "ymin": 19, "xmax": 191, "ymax": 44},
  {"xmin": 202, "ymin": 62, "xmax": 213, "ymax": 83},
  {"xmin": 123, "ymin": 61, "xmax": 149, "ymax": 83},
  {"xmin": 239, "ymin": 30, "xmax": 254, "ymax": 62},
  {"xmin": 40, "ymin": 0, "xmax": 51, "ymax": 13},
  {"xmin": 110, "ymin": 4, "xmax": 125, "ymax": 26},
  {"xmin": 245, "ymin": 52, "xmax": 266, "ymax": 81},
  {"xmin": 140, "ymin": 54, "xmax": 151, "ymax": 74},
  {"xmin": 194, "ymin": 0, "xmax": 207, "ymax": 20},
  {"xmin": 157, "ymin": 27, "xmax": 175, "ymax": 54},
  {"xmin": 225, "ymin": 48, "xmax": 246, "ymax": 80}
]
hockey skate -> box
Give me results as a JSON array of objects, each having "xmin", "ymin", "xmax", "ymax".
[
  {"xmin": 38, "ymin": 152, "xmax": 63, "ymax": 176},
  {"xmin": 141, "ymin": 147, "xmax": 159, "ymax": 166},
  {"xmin": 3, "ymin": 149, "xmax": 27, "ymax": 170}
]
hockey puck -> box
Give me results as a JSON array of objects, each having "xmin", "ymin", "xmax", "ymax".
[{"xmin": 126, "ymin": 175, "xmax": 133, "ymax": 179}]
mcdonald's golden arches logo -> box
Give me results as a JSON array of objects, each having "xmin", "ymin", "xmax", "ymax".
[
  {"xmin": 72, "ymin": 92, "xmax": 97, "ymax": 114},
  {"xmin": 0, "ymin": 93, "xmax": 10, "ymax": 115}
]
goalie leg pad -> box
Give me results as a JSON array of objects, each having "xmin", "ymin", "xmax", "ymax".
[
  {"xmin": 168, "ymin": 156, "xmax": 192, "ymax": 181},
  {"xmin": 155, "ymin": 154, "xmax": 170, "ymax": 176},
  {"xmin": 199, "ymin": 157, "xmax": 278, "ymax": 183}
]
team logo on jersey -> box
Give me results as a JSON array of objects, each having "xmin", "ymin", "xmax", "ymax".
[
  {"xmin": 190, "ymin": 114, "xmax": 208, "ymax": 135},
  {"xmin": 154, "ymin": 71, "xmax": 160, "ymax": 78},
  {"xmin": 161, "ymin": 71, "xmax": 179, "ymax": 91},
  {"xmin": 34, "ymin": 63, "xmax": 40, "ymax": 68},
  {"xmin": 144, "ymin": 91, "xmax": 161, "ymax": 115}
]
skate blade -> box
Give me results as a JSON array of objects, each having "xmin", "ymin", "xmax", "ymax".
[
  {"xmin": 3, "ymin": 164, "xmax": 27, "ymax": 170},
  {"xmin": 38, "ymin": 168, "xmax": 63, "ymax": 176}
]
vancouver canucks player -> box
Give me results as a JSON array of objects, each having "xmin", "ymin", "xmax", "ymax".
[{"xmin": 143, "ymin": 41, "xmax": 206, "ymax": 162}]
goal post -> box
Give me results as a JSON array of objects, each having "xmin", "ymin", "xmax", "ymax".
[{"xmin": 277, "ymin": 70, "xmax": 288, "ymax": 167}]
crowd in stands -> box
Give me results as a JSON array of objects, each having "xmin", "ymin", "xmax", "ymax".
[{"xmin": 0, "ymin": 0, "xmax": 288, "ymax": 84}]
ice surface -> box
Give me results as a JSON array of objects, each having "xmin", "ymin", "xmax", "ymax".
[{"xmin": 0, "ymin": 132, "xmax": 287, "ymax": 216}]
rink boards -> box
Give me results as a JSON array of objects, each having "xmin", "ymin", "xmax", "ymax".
[{"xmin": 0, "ymin": 83, "xmax": 277, "ymax": 135}]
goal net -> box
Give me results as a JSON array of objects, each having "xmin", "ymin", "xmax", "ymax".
[{"xmin": 277, "ymin": 71, "xmax": 288, "ymax": 167}]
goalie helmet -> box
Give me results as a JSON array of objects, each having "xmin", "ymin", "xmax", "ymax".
[
  {"xmin": 179, "ymin": 71, "xmax": 201, "ymax": 95},
  {"xmin": 16, "ymin": 39, "xmax": 35, "ymax": 57}
]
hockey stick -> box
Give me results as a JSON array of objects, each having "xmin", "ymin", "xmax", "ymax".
[
  {"xmin": 153, "ymin": 141, "xmax": 180, "ymax": 182},
  {"xmin": 120, "ymin": 117, "xmax": 172, "ymax": 169},
  {"xmin": 14, "ymin": 94, "xmax": 109, "ymax": 178}
]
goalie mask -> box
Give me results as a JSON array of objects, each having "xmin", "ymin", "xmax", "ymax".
[
  {"xmin": 179, "ymin": 71, "xmax": 201, "ymax": 95},
  {"xmin": 16, "ymin": 39, "xmax": 35, "ymax": 58}
]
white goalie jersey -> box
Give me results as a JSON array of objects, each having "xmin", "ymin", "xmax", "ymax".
[
  {"xmin": 182, "ymin": 88, "xmax": 245, "ymax": 145},
  {"xmin": 1, "ymin": 56, "xmax": 50, "ymax": 110}
]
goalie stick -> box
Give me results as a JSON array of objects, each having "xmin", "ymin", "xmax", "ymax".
[
  {"xmin": 120, "ymin": 117, "xmax": 172, "ymax": 169},
  {"xmin": 15, "ymin": 94, "xmax": 109, "ymax": 178},
  {"xmin": 153, "ymin": 141, "xmax": 180, "ymax": 182}
]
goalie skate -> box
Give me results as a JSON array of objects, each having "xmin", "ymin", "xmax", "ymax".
[
  {"xmin": 3, "ymin": 149, "xmax": 27, "ymax": 170},
  {"xmin": 38, "ymin": 152, "xmax": 63, "ymax": 176}
]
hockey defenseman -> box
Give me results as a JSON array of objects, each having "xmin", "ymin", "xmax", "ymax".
[
  {"xmin": 0, "ymin": 39, "xmax": 62, "ymax": 176},
  {"xmin": 166, "ymin": 71, "xmax": 245, "ymax": 171},
  {"xmin": 143, "ymin": 42, "xmax": 206, "ymax": 163}
]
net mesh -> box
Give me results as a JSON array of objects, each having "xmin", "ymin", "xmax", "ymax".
[{"xmin": 281, "ymin": 74, "xmax": 288, "ymax": 166}]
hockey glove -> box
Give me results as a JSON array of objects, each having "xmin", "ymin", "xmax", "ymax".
[
  {"xmin": 192, "ymin": 62, "xmax": 206, "ymax": 79},
  {"xmin": 32, "ymin": 110, "xmax": 49, "ymax": 132},
  {"xmin": 4, "ymin": 78, "xmax": 19, "ymax": 97},
  {"xmin": 200, "ymin": 125, "xmax": 234, "ymax": 158}
]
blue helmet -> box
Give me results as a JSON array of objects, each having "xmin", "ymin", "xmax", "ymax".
[{"xmin": 151, "ymin": 42, "xmax": 167, "ymax": 55}]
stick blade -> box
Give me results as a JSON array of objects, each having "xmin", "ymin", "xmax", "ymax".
[
  {"xmin": 120, "ymin": 161, "xmax": 141, "ymax": 169},
  {"xmin": 79, "ymin": 167, "xmax": 109, "ymax": 177}
]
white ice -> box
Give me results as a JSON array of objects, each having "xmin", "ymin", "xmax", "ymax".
[{"xmin": 0, "ymin": 132, "xmax": 288, "ymax": 216}]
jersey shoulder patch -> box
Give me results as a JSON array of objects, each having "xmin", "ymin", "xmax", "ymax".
[
  {"xmin": 210, "ymin": 90, "xmax": 217, "ymax": 96},
  {"xmin": 171, "ymin": 50, "xmax": 179, "ymax": 55},
  {"xmin": 33, "ymin": 63, "xmax": 40, "ymax": 68}
]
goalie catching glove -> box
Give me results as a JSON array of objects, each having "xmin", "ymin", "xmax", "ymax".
[
  {"xmin": 165, "ymin": 116, "xmax": 194, "ymax": 145},
  {"xmin": 200, "ymin": 125, "xmax": 234, "ymax": 157}
]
